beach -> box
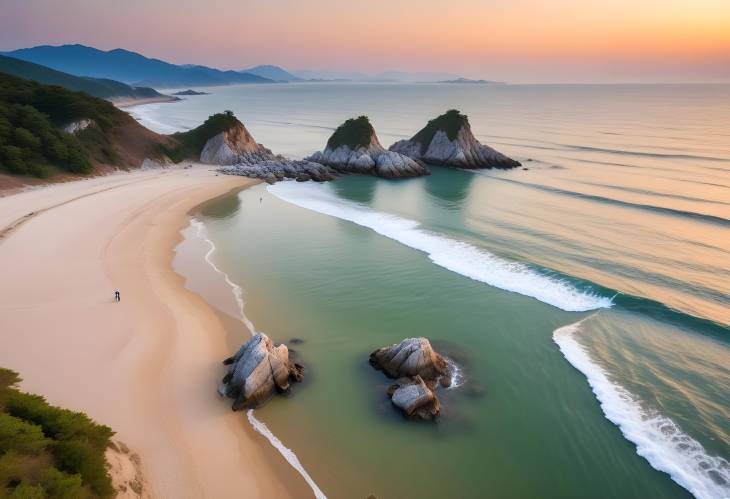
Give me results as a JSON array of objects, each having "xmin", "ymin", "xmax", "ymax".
[{"xmin": 0, "ymin": 165, "xmax": 310, "ymax": 498}]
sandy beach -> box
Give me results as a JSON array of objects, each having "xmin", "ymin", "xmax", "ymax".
[{"xmin": 0, "ymin": 166, "xmax": 309, "ymax": 498}]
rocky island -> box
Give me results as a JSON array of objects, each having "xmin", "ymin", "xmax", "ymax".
[
  {"xmin": 390, "ymin": 109, "xmax": 520, "ymax": 169},
  {"xmin": 307, "ymin": 116, "xmax": 429, "ymax": 179},
  {"xmin": 369, "ymin": 337, "xmax": 452, "ymax": 420},
  {"xmin": 219, "ymin": 333, "xmax": 304, "ymax": 410},
  {"xmin": 173, "ymin": 89, "xmax": 209, "ymax": 95}
]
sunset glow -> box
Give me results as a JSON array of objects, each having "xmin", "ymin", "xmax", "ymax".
[{"xmin": 2, "ymin": 0, "xmax": 729, "ymax": 82}]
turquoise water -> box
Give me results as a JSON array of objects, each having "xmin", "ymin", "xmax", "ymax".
[{"xmin": 148, "ymin": 83, "xmax": 730, "ymax": 498}]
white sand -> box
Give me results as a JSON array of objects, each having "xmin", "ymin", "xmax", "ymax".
[{"xmin": 0, "ymin": 166, "xmax": 306, "ymax": 498}]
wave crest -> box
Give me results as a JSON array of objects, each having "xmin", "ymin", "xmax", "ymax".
[{"xmin": 268, "ymin": 182, "xmax": 613, "ymax": 312}]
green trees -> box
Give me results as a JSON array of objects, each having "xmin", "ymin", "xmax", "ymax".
[
  {"xmin": 0, "ymin": 368, "xmax": 114, "ymax": 498},
  {"xmin": 0, "ymin": 71, "xmax": 124, "ymax": 177}
]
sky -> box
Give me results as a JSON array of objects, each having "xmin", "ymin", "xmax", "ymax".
[{"xmin": 1, "ymin": 0, "xmax": 729, "ymax": 83}]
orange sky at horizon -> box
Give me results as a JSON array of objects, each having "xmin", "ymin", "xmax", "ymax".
[{"xmin": 1, "ymin": 0, "xmax": 729, "ymax": 82}]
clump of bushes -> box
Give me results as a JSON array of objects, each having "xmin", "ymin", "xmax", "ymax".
[
  {"xmin": 0, "ymin": 71, "xmax": 125, "ymax": 177},
  {"xmin": 0, "ymin": 368, "xmax": 115, "ymax": 498},
  {"xmin": 160, "ymin": 110, "xmax": 240, "ymax": 162},
  {"xmin": 326, "ymin": 115, "xmax": 375, "ymax": 150}
]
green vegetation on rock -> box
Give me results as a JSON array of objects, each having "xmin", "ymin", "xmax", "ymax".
[
  {"xmin": 326, "ymin": 115, "xmax": 375, "ymax": 150},
  {"xmin": 411, "ymin": 109, "xmax": 468, "ymax": 152},
  {"xmin": 159, "ymin": 110, "xmax": 240, "ymax": 162},
  {"xmin": 0, "ymin": 367, "xmax": 115, "ymax": 498},
  {"xmin": 0, "ymin": 71, "xmax": 125, "ymax": 177}
]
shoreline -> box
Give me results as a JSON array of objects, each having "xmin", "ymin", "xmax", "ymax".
[
  {"xmin": 0, "ymin": 165, "xmax": 310, "ymax": 498},
  {"xmin": 113, "ymin": 95, "xmax": 181, "ymax": 108}
]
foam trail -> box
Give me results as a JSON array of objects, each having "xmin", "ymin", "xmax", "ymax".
[
  {"xmin": 554, "ymin": 319, "xmax": 730, "ymax": 499},
  {"xmin": 268, "ymin": 182, "xmax": 612, "ymax": 312},
  {"xmin": 247, "ymin": 410, "xmax": 327, "ymax": 499},
  {"xmin": 190, "ymin": 218, "xmax": 327, "ymax": 498}
]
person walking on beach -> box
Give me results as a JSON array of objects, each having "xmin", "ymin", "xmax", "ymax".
[{"xmin": 114, "ymin": 289, "xmax": 120, "ymax": 302}]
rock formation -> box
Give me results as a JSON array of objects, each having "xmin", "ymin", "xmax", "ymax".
[
  {"xmin": 201, "ymin": 118, "xmax": 339, "ymax": 181},
  {"xmin": 389, "ymin": 109, "xmax": 520, "ymax": 169},
  {"xmin": 219, "ymin": 333, "xmax": 304, "ymax": 410},
  {"xmin": 62, "ymin": 119, "xmax": 94, "ymax": 134},
  {"xmin": 200, "ymin": 121, "xmax": 276, "ymax": 166},
  {"xmin": 306, "ymin": 116, "xmax": 430, "ymax": 179},
  {"xmin": 369, "ymin": 337, "xmax": 451, "ymax": 420}
]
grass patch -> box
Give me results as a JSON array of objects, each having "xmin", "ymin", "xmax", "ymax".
[
  {"xmin": 0, "ymin": 367, "xmax": 114, "ymax": 498},
  {"xmin": 326, "ymin": 115, "xmax": 374, "ymax": 150}
]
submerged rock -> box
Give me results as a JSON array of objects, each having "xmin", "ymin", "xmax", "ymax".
[
  {"xmin": 306, "ymin": 116, "xmax": 430, "ymax": 179},
  {"xmin": 219, "ymin": 333, "xmax": 304, "ymax": 410},
  {"xmin": 389, "ymin": 109, "xmax": 520, "ymax": 169},
  {"xmin": 370, "ymin": 337, "xmax": 451, "ymax": 420}
]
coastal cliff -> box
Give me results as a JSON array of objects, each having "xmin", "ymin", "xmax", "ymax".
[
  {"xmin": 307, "ymin": 116, "xmax": 430, "ymax": 179},
  {"xmin": 390, "ymin": 109, "xmax": 520, "ymax": 169},
  {"xmin": 200, "ymin": 119, "xmax": 275, "ymax": 165}
]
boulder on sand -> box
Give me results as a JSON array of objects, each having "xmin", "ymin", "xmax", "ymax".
[{"xmin": 219, "ymin": 333, "xmax": 304, "ymax": 410}]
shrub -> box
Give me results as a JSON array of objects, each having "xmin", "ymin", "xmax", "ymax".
[{"xmin": 0, "ymin": 368, "xmax": 115, "ymax": 498}]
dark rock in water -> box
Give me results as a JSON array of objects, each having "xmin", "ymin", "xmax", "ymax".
[
  {"xmin": 173, "ymin": 89, "xmax": 209, "ymax": 95},
  {"xmin": 369, "ymin": 337, "xmax": 451, "ymax": 421},
  {"xmin": 219, "ymin": 333, "xmax": 304, "ymax": 410},
  {"xmin": 306, "ymin": 116, "xmax": 430, "ymax": 179},
  {"xmin": 388, "ymin": 375, "xmax": 440, "ymax": 420},
  {"xmin": 389, "ymin": 109, "xmax": 520, "ymax": 169},
  {"xmin": 290, "ymin": 338, "xmax": 305, "ymax": 344}
]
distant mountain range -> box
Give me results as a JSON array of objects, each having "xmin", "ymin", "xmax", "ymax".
[
  {"xmin": 0, "ymin": 55, "xmax": 172, "ymax": 101},
  {"xmin": 2, "ymin": 45, "xmax": 274, "ymax": 88},
  {"xmin": 2, "ymin": 44, "xmax": 480, "ymax": 89},
  {"xmin": 242, "ymin": 65, "xmax": 302, "ymax": 82},
  {"xmin": 290, "ymin": 69, "xmax": 465, "ymax": 82}
]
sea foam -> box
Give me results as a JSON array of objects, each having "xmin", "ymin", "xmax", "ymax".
[
  {"xmin": 268, "ymin": 181, "xmax": 613, "ymax": 312},
  {"xmin": 554, "ymin": 319, "xmax": 730, "ymax": 499},
  {"xmin": 190, "ymin": 218, "xmax": 328, "ymax": 498}
]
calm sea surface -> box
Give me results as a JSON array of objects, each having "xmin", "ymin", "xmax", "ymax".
[{"xmin": 141, "ymin": 83, "xmax": 730, "ymax": 499}]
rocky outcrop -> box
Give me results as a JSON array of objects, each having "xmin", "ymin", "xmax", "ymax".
[
  {"xmin": 203, "ymin": 118, "xmax": 339, "ymax": 181},
  {"xmin": 389, "ymin": 109, "xmax": 520, "ymax": 169},
  {"xmin": 200, "ymin": 121, "xmax": 276, "ymax": 166},
  {"xmin": 369, "ymin": 337, "xmax": 451, "ymax": 420},
  {"xmin": 219, "ymin": 333, "xmax": 304, "ymax": 410},
  {"xmin": 63, "ymin": 119, "xmax": 94, "ymax": 134},
  {"xmin": 220, "ymin": 159, "xmax": 338, "ymax": 183},
  {"xmin": 306, "ymin": 116, "xmax": 430, "ymax": 179}
]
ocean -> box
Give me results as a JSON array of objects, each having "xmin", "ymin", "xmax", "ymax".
[{"xmin": 135, "ymin": 82, "xmax": 730, "ymax": 499}]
